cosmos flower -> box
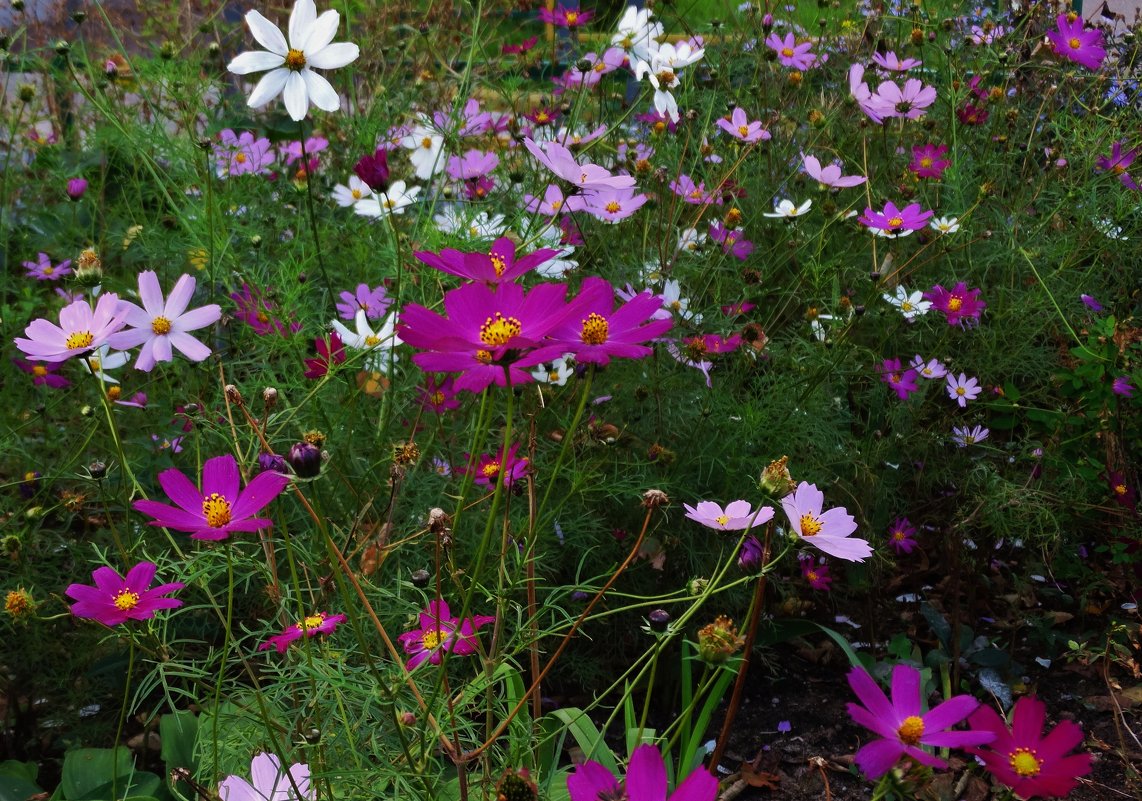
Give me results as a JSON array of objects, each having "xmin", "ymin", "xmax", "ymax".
[
  {"xmin": 13, "ymin": 358, "xmax": 70, "ymax": 388},
  {"xmin": 414, "ymin": 238, "xmax": 560, "ymax": 285},
  {"xmin": 539, "ymin": 3, "xmax": 592, "ymax": 27},
  {"xmin": 260, "ymin": 611, "xmax": 347, "ymax": 653},
  {"xmin": 330, "ymin": 310, "xmax": 401, "ymax": 373},
  {"xmin": 859, "ymin": 201, "xmax": 933, "ymax": 237},
  {"xmin": 23, "ymin": 252, "xmax": 72, "ymax": 281},
  {"xmin": 416, "ymin": 376, "xmax": 461, "ymax": 412},
  {"xmin": 930, "ymin": 216, "xmax": 960, "ymax": 234},
  {"xmin": 132, "ymin": 454, "xmax": 290, "ymax": 541},
  {"xmin": 909, "ymin": 144, "xmax": 950, "ymax": 179},
  {"xmin": 446, "ymin": 149, "xmax": 499, "ymax": 181},
  {"xmin": 545, "ymin": 277, "xmax": 673, "ymax": 366},
  {"xmin": 353, "ymin": 181, "xmax": 421, "ymax": 217},
  {"xmin": 763, "ymin": 198, "xmax": 812, "ymax": 218},
  {"xmin": 352, "ymin": 145, "xmax": 390, "ymax": 192},
  {"xmin": 683, "ymin": 500, "xmax": 775, "ymax": 531},
  {"xmin": 336, "ymin": 283, "xmax": 390, "ymax": 321},
  {"xmin": 400, "ymin": 120, "xmax": 446, "ymax": 180},
  {"xmin": 887, "ymin": 517, "xmax": 917, "ymax": 554},
  {"xmin": 879, "ymin": 358, "xmax": 921, "ymax": 400},
  {"xmin": 213, "ymin": 129, "xmax": 275, "ymax": 177},
  {"xmin": 670, "ymin": 175, "xmax": 721, "ymax": 206},
  {"xmin": 925, "ymin": 282, "xmax": 986, "ymax": 326},
  {"xmin": 864, "ymin": 78, "xmax": 937, "ymax": 121},
  {"xmin": 1095, "ymin": 141, "xmax": 1139, "ymax": 190},
  {"xmin": 107, "ymin": 271, "xmax": 221, "ymax": 372},
  {"xmin": 871, "ymin": 51, "xmax": 921, "ymax": 71},
  {"xmin": 226, "ymin": 0, "xmax": 360, "ymax": 121},
  {"xmin": 882, "ymin": 286, "xmax": 931, "ymax": 321},
  {"xmin": 530, "ymin": 355, "xmax": 576, "ymax": 386},
  {"xmin": 397, "ymin": 599, "xmax": 495, "ymax": 670},
  {"xmin": 966, "ymin": 696, "xmax": 1092, "ymax": 798},
  {"xmin": 846, "ymin": 664, "xmax": 992, "ymax": 779},
  {"xmin": 946, "ymin": 373, "xmax": 981, "ymax": 407},
  {"xmin": 14, "ymin": 293, "xmax": 129, "ymax": 363},
  {"xmin": 567, "ymin": 744, "xmax": 716, "ymax": 801},
  {"xmin": 781, "ymin": 482, "xmax": 873, "ymax": 562},
  {"xmin": 1112, "ymin": 376, "xmax": 1134, "ymax": 397},
  {"xmin": 765, "ymin": 32, "xmax": 818, "ymax": 69},
  {"xmin": 523, "ymin": 138, "xmax": 636, "ymax": 192},
  {"xmin": 332, "ymin": 175, "xmax": 372, "ymax": 206},
  {"xmin": 633, "ymin": 42, "xmax": 705, "ymax": 123},
  {"xmin": 1080, "ymin": 294, "xmax": 1103, "ymax": 312},
  {"xmin": 457, "ymin": 443, "xmax": 529, "ymax": 490},
  {"xmin": 570, "ymin": 187, "xmax": 649, "ymax": 223},
  {"xmin": 1046, "ymin": 13, "xmax": 1106, "ymax": 71},
  {"xmin": 218, "ymin": 753, "xmax": 313, "ymax": 801},
  {"xmin": 801, "ymin": 153, "xmax": 866, "ymax": 189},
  {"xmin": 800, "ymin": 556, "xmax": 832, "ymax": 591},
  {"xmin": 65, "ymin": 562, "xmax": 184, "ymax": 626},
  {"xmin": 231, "ymin": 284, "xmax": 298, "ymax": 337},
  {"xmin": 910, "ymin": 355, "xmax": 947, "ymax": 380},
  {"xmin": 708, "ymin": 222, "xmax": 754, "ymax": 260},
  {"xmin": 715, "ymin": 108, "xmax": 770, "ymax": 143},
  {"xmin": 952, "ymin": 425, "xmax": 990, "ymax": 447},
  {"xmin": 611, "ymin": 6, "xmax": 662, "ymax": 62},
  {"xmin": 302, "ymin": 332, "xmax": 345, "ymax": 379}
]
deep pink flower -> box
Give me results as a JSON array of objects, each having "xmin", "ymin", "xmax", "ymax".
[
  {"xmin": 65, "ymin": 562, "xmax": 184, "ymax": 626},
  {"xmin": 107, "ymin": 271, "xmax": 221, "ymax": 372},
  {"xmin": 1113, "ymin": 376, "xmax": 1134, "ymax": 397},
  {"xmin": 847, "ymin": 665, "xmax": 993, "ymax": 778},
  {"xmin": 1046, "ymin": 13, "xmax": 1106, "ymax": 71},
  {"xmin": 1080, "ymin": 293, "xmax": 1103, "ymax": 312},
  {"xmin": 567, "ymin": 744, "xmax": 716, "ymax": 801},
  {"xmin": 414, "ymin": 237, "xmax": 560, "ymax": 284},
  {"xmin": 66, "ymin": 177, "xmax": 88, "ymax": 200},
  {"xmin": 417, "ymin": 376, "xmax": 461, "ymax": 413},
  {"xmin": 1096, "ymin": 141, "xmax": 1139, "ymax": 190},
  {"xmin": 538, "ymin": 3, "xmax": 592, "ymax": 27},
  {"xmin": 879, "ymin": 358, "xmax": 920, "ymax": 400},
  {"xmin": 397, "ymin": 599, "xmax": 495, "ymax": 669},
  {"xmin": 715, "ymin": 108, "xmax": 770, "ymax": 143},
  {"xmin": 502, "ymin": 36, "xmax": 538, "ymax": 55},
  {"xmin": 910, "ymin": 144, "xmax": 950, "ymax": 179},
  {"xmin": 353, "ymin": 146, "xmax": 391, "ymax": 192},
  {"xmin": 801, "ymin": 153, "xmax": 866, "ymax": 188},
  {"xmin": 1107, "ymin": 470, "xmax": 1137, "ymax": 511},
  {"xmin": 132, "ymin": 454, "xmax": 290, "ymax": 541},
  {"xmin": 23, "ymin": 252, "xmax": 72, "ymax": 281},
  {"xmin": 765, "ymin": 32, "xmax": 818, "ymax": 69},
  {"xmin": 967, "ymin": 696, "xmax": 1092, "ymax": 798},
  {"xmin": 545, "ymin": 277, "xmax": 672, "ymax": 366},
  {"xmin": 683, "ymin": 500, "xmax": 774, "ymax": 531},
  {"xmin": 458, "ymin": 443, "xmax": 529, "ymax": 490},
  {"xmin": 303, "ymin": 332, "xmax": 345, "ymax": 379},
  {"xmin": 708, "ymin": 222, "xmax": 754, "ymax": 259},
  {"xmin": 781, "ymin": 482, "xmax": 872, "ymax": 562},
  {"xmin": 924, "ymin": 282, "xmax": 986, "ymax": 326},
  {"xmin": 14, "ymin": 293, "xmax": 128, "ymax": 362},
  {"xmin": 887, "ymin": 517, "xmax": 917, "ymax": 554},
  {"xmin": 231, "ymin": 284, "xmax": 298, "ymax": 337},
  {"xmin": 13, "ymin": 358, "xmax": 70, "ymax": 388},
  {"xmin": 260, "ymin": 611, "xmax": 347, "ymax": 653},
  {"xmin": 800, "ymin": 556, "xmax": 832, "ymax": 591},
  {"xmin": 859, "ymin": 201, "xmax": 934, "ymax": 237}
]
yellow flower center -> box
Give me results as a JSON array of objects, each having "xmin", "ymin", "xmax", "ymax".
[
  {"xmin": 535, "ymin": 111, "xmax": 550, "ymax": 123},
  {"xmin": 963, "ymin": 435, "xmax": 976, "ymax": 444},
  {"xmin": 892, "ymin": 530, "xmax": 907, "ymax": 541},
  {"xmin": 1112, "ymin": 164, "xmax": 1125, "ymax": 175},
  {"xmin": 714, "ymin": 514, "xmax": 729, "ymax": 526},
  {"xmin": 32, "ymin": 365, "xmax": 48, "ymax": 377},
  {"xmin": 550, "ymin": 199, "xmax": 562, "ymax": 211},
  {"xmin": 430, "ymin": 391, "xmax": 445, "ymax": 406},
  {"xmin": 887, "ymin": 216, "xmax": 904, "ymax": 229},
  {"xmin": 799, "ymin": 514, "xmax": 823, "ymax": 536},
  {"xmin": 1009, "ymin": 748, "xmax": 1041, "ymax": 777},
  {"xmin": 43, "ymin": 266, "xmax": 54, "ymax": 275},
  {"xmin": 113, "ymin": 589, "xmax": 140, "ymax": 612},
  {"xmin": 202, "ymin": 493, "xmax": 232, "ymax": 528},
  {"xmin": 364, "ymin": 335, "xmax": 381, "ymax": 347},
  {"xmin": 107, "ymin": 386, "xmax": 121, "ymax": 401},
  {"xmin": 901, "ymin": 301, "xmax": 913, "ymax": 311},
  {"xmin": 956, "ymin": 386, "xmax": 966, "ymax": 396},
  {"xmin": 605, "ymin": 201, "xmax": 621, "ymax": 213},
  {"xmin": 920, "ymin": 157, "xmax": 932, "ymax": 168},
  {"xmin": 235, "ymin": 152, "xmax": 247, "ymax": 164},
  {"xmin": 351, "ymin": 188, "xmax": 362, "ymax": 199},
  {"xmin": 897, "ymin": 715, "xmax": 925, "ymax": 745},
  {"xmin": 1114, "ymin": 484, "xmax": 1127, "ymax": 495},
  {"xmin": 151, "ymin": 316, "xmax": 172, "ymax": 335},
  {"xmin": 806, "ymin": 570, "xmax": 819, "ymax": 582},
  {"xmin": 285, "ymin": 49, "xmax": 306, "ymax": 70},
  {"xmin": 475, "ymin": 349, "xmax": 493, "ymax": 364},
  {"xmin": 67, "ymin": 331, "xmax": 94, "ymax": 349},
  {"xmin": 781, "ymin": 47, "xmax": 795, "ymax": 57},
  {"xmin": 738, "ymin": 125, "xmax": 750, "ymax": 137},
  {"xmin": 479, "ymin": 313, "xmax": 522, "ymax": 347},
  {"xmin": 421, "ymin": 137, "xmax": 433, "ymax": 150},
  {"xmin": 1068, "ymin": 37, "xmax": 1081, "ymax": 50},
  {"xmin": 481, "ymin": 461, "xmax": 501, "ymax": 479},
  {"xmin": 490, "ymin": 253, "xmax": 507, "ymax": 277},
  {"xmin": 422, "ymin": 628, "xmax": 444, "ymax": 649},
  {"xmin": 256, "ymin": 311, "xmax": 269, "ymax": 324},
  {"xmin": 297, "ymin": 613, "xmax": 326, "ymax": 631},
  {"xmin": 580, "ymin": 312, "xmax": 609, "ymax": 345},
  {"xmin": 565, "ymin": 11, "xmax": 578, "ymax": 23},
  {"xmin": 947, "ymin": 297, "xmax": 963, "ymax": 311}
]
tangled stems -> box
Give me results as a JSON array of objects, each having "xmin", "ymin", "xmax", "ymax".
[{"xmin": 297, "ymin": 130, "xmax": 334, "ymax": 297}]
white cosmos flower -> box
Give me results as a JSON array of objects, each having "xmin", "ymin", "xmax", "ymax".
[
  {"xmin": 929, "ymin": 216, "xmax": 960, "ymax": 234},
  {"xmin": 227, "ymin": 0, "xmax": 359, "ymax": 122},
  {"xmin": 331, "ymin": 310, "xmax": 401, "ymax": 373},
  {"xmin": 530, "ymin": 354, "xmax": 576, "ymax": 386},
  {"xmin": 79, "ymin": 344, "xmax": 132, "ymax": 384},
  {"xmin": 676, "ymin": 227, "xmax": 707, "ymax": 253},
  {"xmin": 332, "ymin": 175, "xmax": 372, "ymax": 207},
  {"xmin": 763, "ymin": 198, "xmax": 812, "ymax": 218},
  {"xmin": 353, "ymin": 181, "xmax": 421, "ymax": 218},
  {"xmin": 882, "ymin": 285, "xmax": 931, "ymax": 320},
  {"xmin": 612, "ymin": 6, "xmax": 662, "ymax": 62},
  {"xmin": 400, "ymin": 120, "xmax": 446, "ymax": 181}
]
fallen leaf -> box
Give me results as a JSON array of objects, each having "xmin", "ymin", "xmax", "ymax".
[{"xmin": 740, "ymin": 761, "xmax": 780, "ymax": 790}]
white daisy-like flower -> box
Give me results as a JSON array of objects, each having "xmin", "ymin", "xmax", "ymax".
[
  {"xmin": 809, "ymin": 313, "xmax": 837, "ymax": 342},
  {"xmin": 400, "ymin": 120, "xmax": 446, "ymax": 181},
  {"xmin": 763, "ymin": 198, "xmax": 812, "ymax": 218},
  {"xmin": 1093, "ymin": 218, "xmax": 1127, "ymax": 240},
  {"xmin": 226, "ymin": 0, "xmax": 359, "ymax": 122},
  {"xmin": 332, "ymin": 175, "xmax": 372, "ymax": 207},
  {"xmin": 530, "ymin": 354, "xmax": 576, "ymax": 386},
  {"xmin": 353, "ymin": 181, "xmax": 421, "ymax": 218},
  {"xmin": 433, "ymin": 208, "xmax": 508, "ymax": 239},
  {"xmin": 882, "ymin": 285, "xmax": 932, "ymax": 321},
  {"xmin": 330, "ymin": 310, "xmax": 401, "ymax": 373},
  {"xmin": 79, "ymin": 344, "xmax": 132, "ymax": 384},
  {"xmin": 676, "ymin": 227, "xmax": 707, "ymax": 253},
  {"xmin": 659, "ymin": 279, "xmax": 702, "ymax": 324},
  {"xmin": 533, "ymin": 226, "xmax": 578, "ymax": 279},
  {"xmin": 929, "ymin": 216, "xmax": 960, "ymax": 234}
]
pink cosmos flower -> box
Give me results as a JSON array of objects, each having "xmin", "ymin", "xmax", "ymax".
[
  {"xmin": 859, "ymin": 201, "xmax": 934, "ymax": 238},
  {"xmin": 708, "ymin": 222, "xmax": 754, "ymax": 259},
  {"xmin": 800, "ymin": 556, "xmax": 832, "ymax": 591},
  {"xmin": 865, "ymin": 78, "xmax": 937, "ymax": 121},
  {"xmin": 946, "ymin": 373, "xmax": 981, "ymax": 407},
  {"xmin": 924, "ymin": 282, "xmax": 986, "ymax": 326},
  {"xmin": 909, "ymin": 144, "xmax": 950, "ymax": 179},
  {"xmin": 970, "ymin": 24, "xmax": 1006, "ymax": 45},
  {"xmin": 445, "ymin": 149, "xmax": 499, "ymax": 181},
  {"xmin": 23, "ymin": 252, "xmax": 72, "ymax": 281},
  {"xmin": 218, "ymin": 753, "xmax": 313, "ymax": 801},
  {"xmin": 765, "ymin": 32, "xmax": 817, "ymax": 69},
  {"xmin": 107, "ymin": 271, "xmax": 221, "ymax": 372},
  {"xmin": 417, "ymin": 376, "xmax": 461, "ymax": 413},
  {"xmin": 524, "ymin": 184, "xmax": 570, "ymax": 216},
  {"xmin": 952, "ymin": 425, "xmax": 990, "ymax": 447},
  {"xmin": 279, "ymin": 135, "xmax": 328, "ymax": 166},
  {"xmin": 397, "ymin": 599, "xmax": 496, "ymax": 670},
  {"xmin": 910, "ymin": 355, "xmax": 947, "ymax": 380},
  {"xmin": 545, "ymin": 277, "xmax": 672, "ymax": 366},
  {"xmin": 458, "ymin": 443, "xmax": 529, "ymax": 490},
  {"xmin": 13, "ymin": 358, "xmax": 70, "ymax": 388},
  {"xmin": 503, "ymin": 36, "xmax": 538, "ymax": 55},
  {"xmin": 1095, "ymin": 141, "xmax": 1139, "ymax": 190},
  {"xmin": 132, "ymin": 454, "xmax": 290, "ymax": 541},
  {"xmin": 849, "ymin": 64, "xmax": 883, "ymax": 123},
  {"xmin": 871, "ymin": 51, "xmax": 921, "ymax": 71},
  {"xmin": 414, "ymin": 237, "xmax": 560, "ymax": 284},
  {"xmin": 213, "ymin": 129, "xmax": 275, "ymax": 177},
  {"xmin": 846, "ymin": 664, "xmax": 993, "ymax": 779},
  {"xmin": 303, "ymin": 332, "xmax": 345, "ymax": 379},
  {"xmin": 65, "ymin": 561, "xmax": 184, "ymax": 626},
  {"xmin": 781, "ymin": 482, "xmax": 872, "ymax": 562},
  {"xmin": 231, "ymin": 284, "xmax": 298, "ymax": 337},
  {"xmin": 523, "ymin": 138, "xmax": 635, "ymax": 192},
  {"xmin": 683, "ymin": 500, "xmax": 774, "ymax": 531},
  {"xmin": 1046, "ymin": 13, "xmax": 1106, "ymax": 72},
  {"xmin": 14, "ymin": 293, "xmax": 128, "ymax": 362},
  {"xmin": 801, "ymin": 153, "xmax": 866, "ymax": 189},
  {"xmin": 538, "ymin": 3, "xmax": 592, "ymax": 27},
  {"xmin": 669, "ymin": 174, "xmax": 721, "ymax": 206},
  {"xmin": 567, "ymin": 744, "xmax": 716, "ymax": 801},
  {"xmin": 1113, "ymin": 376, "xmax": 1134, "ymax": 397},
  {"xmin": 715, "ymin": 108, "xmax": 770, "ymax": 143},
  {"xmin": 887, "ymin": 517, "xmax": 917, "ymax": 554},
  {"xmin": 966, "ymin": 696, "xmax": 1092, "ymax": 798},
  {"xmin": 879, "ymin": 358, "xmax": 920, "ymax": 400},
  {"xmin": 336, "ymin": 283, "xmax": 391, "ymax": 321},
  {"xmin": 260, "ymin": 611, "xmax": 347, "ymax": 653},
  {"xmin": 570, "ymin": 187, "xmax": 648, "ymax": 222}
]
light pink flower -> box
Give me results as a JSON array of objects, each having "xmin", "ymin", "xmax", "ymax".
[
  {"xmin": 780, "ymin": 482, "xmax": 872, "ymax": 562},
  {"xmin": 107, "ymin": 271, "xmax": 221, "ymax": 372},
  {"xmin": 801, "ymin": 153, "xmax": 866, "ymax": 188},
  {"xmin": 14, "ymin": 293, "xmax": 129, "ymax": 362},
  {"xmin": 683, "ymin": 500, "xmax": 774, "ymax": 531}
]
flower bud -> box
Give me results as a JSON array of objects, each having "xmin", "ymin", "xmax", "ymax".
[
  {"xmin": 257, "ymin": 452, "xmax": 289, "ymax": 475},
  {"xmin": 87, "ymin": 461, "xmax": 107, "ymax": 480},
  {"xmin": 353, "ymin": 147, "xmax": 391, "ymax": 193},
  {"xmin": 641, "ymin": 489, "xmax": 670, "ymax": 509},
  {"xmin": 224, "ymin": 384, "xmax": 243, "ymax": 405},
  {"xmin": 697, "ymin": 615, "xmax": 744, "ymax": 664},
  {"xmin": 496, "ymin": 768, "xmax": 537, "ymax": 801},
  {"xmin": 12, "ymin": 0, "xmax": 26, "ymax": 11},
  {"xmin": 16, "ymin": 82, "xmax": 35, "ymax": 103},
  {"xmin": 71, "ymin": 10, "xmax": 87, "ymax": 23},
  {"xmin": 54, "ymin": 39, "xmax": 71, "ymax": 55},
  {"xmin": 66, "ymin": 177, "xmax": 88, "ymax": 200},
  {"xmin": 411, "ymin": 569, "xmax": 430, "ymax": 588},
  {"xmin": 738, "ymin": 535, "xmax": 762, "ymax": 572},
  {"xmin": 263, "ymin": 387, "xmax": 278, "ymax": 409},
  {"xmin": 648, "ymin": 609, "xmax": 671, "ymax": 632},
  {"xmin": 287, "ymin": 442, "xmax": 322, "ymax": 478}
]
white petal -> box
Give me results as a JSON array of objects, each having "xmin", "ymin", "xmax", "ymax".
[
  {"xmin": 288, "ymin": 0, "xmax": 317, "ymax": 50},
  {"xmin": 228, "ymin": 49, "xmax": 283, "ymax": 75},
  {"xmin": 246, "ymin": 68, "xmax": 289, "ymax": 109},
  {"xmin": 307, "ymin": 41, "xmax": 359, "ymax": 70},
  {"xmin": 301, "ymin": 9, "xmax": 340, "ymax": 54},
  {"xmin": 283, "ymin": 71, "xmax": 309, "ymax": 121},
  {"xmin": 302, "ymin": 70, "xmax": 340, "ymax": 112},
  {"xmin": 245, "ymin": 10, "xmax": 288, "ymax": 56}
]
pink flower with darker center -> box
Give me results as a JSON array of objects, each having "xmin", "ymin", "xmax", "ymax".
[
  {"xmin": 260, "ymin": 611, "xmax": 347, "ymax": 653},
  {"xmin": 781, "ymin": 482, "xmax": 872, "ymax": 562},
  {"xmin": 715, "ymin": 108, "xmax": 770, "ymax": 143},
  {"xmin": 538, "ymin": 3, "xmax": 592, "ymax": 27},
  {"xmin": 1046, "ymin": 13, "xmax": 1106, "ymax": 71},
  {"xmin": 1095, "ymin": 140, "xmax": 1139, "ymax": 190},
  {"xmin": 924, "ymin": 282, "xmax": 986, "ymax": 326},
  {"xmin": 13, "ymin": 358, "xmax": 70, "ymax": 388},
  {"xmin": 65, "ymin": 561, "xmax": 184, "ymax": 626},
  {"xmin": 107, "ymin": 271, "xmax": 221, "ymax": 372},
  {"xmin": 879, "ymin": 358, "xmax": 921, "ymax": 400},
  {"xmin": 545, "ymin": 277, "xmax": 673, "ymax": 366},
  {"xmin": 415, "ymin": 237, "xmax": 561, "ymax": 284},
  {"xmin": 909, "ymin": 144, "xmax": 950, "ymax": 179},
  {"xmin": 800, "ymin": 556, "xmax": 832, "ymax": 590},
  {"xmin": 887, "ymin": 517, "xmax": 917, "ymax": 554},
  {"xmin": 397, "ymin": 599, "xmax": 496, "ymax": 670},
  {"xmin": 865, "ymin": 78, "xmax": 937, "ymax": 121},
  {"xmin": 764, "ymin": 32, "xmax": 818, "ymax": 69},
  {"xmin": 458, "ymin": 443, "xmax": 528, "ymax": 489},
  {"xmin": 859, "ymin": 201, "xmax": 934, "ymax": 237}
]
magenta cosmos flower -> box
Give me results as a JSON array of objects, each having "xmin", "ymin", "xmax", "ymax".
[
  {"xmin": 303, "ymin": 332, "xmax": 345, "ymax": 379},
  {"xmin": 924, "ymin": 282, "xmax": 986, "ymax": 326},
  {"xmin": 780, "ymin": 482, "xmax": 873, "ymax": 562},
  {"xmin": 414, "ymin": 237, "xmax": 560, "ymax": 284},
  {"xmin": 765, "ymin": 32, "xmax": 818, "ymax": 69},
  {"xmin": 260, "ymin": 611, "xmax": 347, "ymax": 653},
  {"xmin": 715, "ymin": 108, "xmax": 770, "ymax": 143},
  {"xmin": 568, "ymin": 744, "xmax": 716, "ymax": 801},
  {"xmin": 397, "ymin": 599, "xmax": 496, "ymax": 670},
  {"xmin": 1096, "ymin": 140, "xmax": 1139, "ymax": 190},
  {"xmin": 800, "ymin": 556, "xmax": 832, "ymax": 591},
  {"xmin": 544, "ymin": 277, "xmax": 672, "ymax": 366},
  {"xmin": 1046, "ymin": 13, "xmax": 1106, "ymax": 71},
  {"xmin": 65, "ymin": 561, "xmax": 184, "ymax": 626},
  {"xmin": 846, "ymin": 664, "xmax": 993, "ymax": 779},
  {"xmin": 910, "ymin": 144, "xmax": 950, "ymax": 179},
  {"xmin": 801, "ymin": 153, "xmax": 866, "ymax": 189},
  {"xmin": 14, "ymin": 293, "xmax": 128, "ymax": 362},
  {"xmin": 107, "ymin": 271, "xmax": 221, "ymax": 372},
  {"xmin": 13, "ymin": 358, "xmax": 70, "ymax": 388},
  {"xmin": 859, "ymin": 201, "xmax": 934, "ymax": 237},
  {"xmin": 879, "ymin": 358, "xmax": 921, "ymax": 401},
  {"xmin": 24, "ymin": 252, "xmax": 72, "ymax": 281},
  {"xmin": 887, "ymin": 517, "xmax": 917, "ymax": 554},
  {"xmin": 967, "ymin": 696, "xmax": 1092, "ymax": 799},
  {"xmin": 458, "ymin": 443, "xmax": 529, "ymax": 490},
  {"xmin": 132, "ymin": 454, "xmax": 290, "ymax": 541},
  {"xmin": 539, "ymin": 3, "xmax": 592, "ymax": 27},
  {"xmin": 683, "ymin": 500, "xmax": 775, "ymax": 531},
  {"xmin": 218, "ymin": 753, "xmax": 313, "ymax": 801}
]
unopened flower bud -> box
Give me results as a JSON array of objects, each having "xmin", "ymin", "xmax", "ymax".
[
  {"xmin": 71, "ymin": 9, "xmax": 86, "ymax": 23},
  {"xmin": 160, "ymin": 41, "xmax": 175, "ymax": 59},
  {"xmin": 287, "ymin": 442, "xmax": 322, "ymax": 478},
  {"xmin": 648, "ymin": 608, "xmax": 671, "ymax": 632},
  {"xmin": 17, "ymin": 82, "xmax": 35, "ymax": 103},
  {"xmin": 208, "ymin": 41, "xmax": 221, "ymax": 57},
  {"xmin": 66, "ymin": 177, "xmax": 88, "ymax": 200},
  {"xmin": 738, "ymin": 536, "xmax": 762, "ymax": 572},
  {"xmin": 262, "ymin": 387, "xmax": 278, "ymax": 409},
  {"xmin": 224, "ymin": 384, "xmax": 243, "ymax": 405},
  {"xmin": 250, "ymin": 234, "xmax": 263, "ymax": 249},
  {"xmin": 399, "ymin": 711, "xmax": 416, "ymax": 726},
  {"xmin": 87, "ymin": 461, "xmax": 107, "ymax": 480},
  {"xmin": 354, "ymin": 147, "xmax": 391, "ymax": 193},
  {"xmin": 12, "ymin": 0, "xmax": 26, "ymax": 11},
  {"xmin": 911, "ymin": 26, "xmax": 924, "ymax": 46},
  {"xmin": 54, "ymin": 39, "xmax": 71, "ymax": 55},
  {"xmin": 411, "ymin": 569, "xmax": 430, "ymax": 588},
  {"xmin": 257, "ymin": 452, "xmax": 289, "ymax": 475}
]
